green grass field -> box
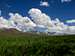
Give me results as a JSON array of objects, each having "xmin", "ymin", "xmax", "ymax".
[{"xmin": 0, "ymin": 30, "xmax": 75, "ymax": 56}]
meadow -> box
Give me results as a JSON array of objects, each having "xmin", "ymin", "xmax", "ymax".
[{"xmin": 0, "ymin": 30, "xmax": 75, "ymax": 56}]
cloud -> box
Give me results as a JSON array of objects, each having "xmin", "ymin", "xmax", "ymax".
[
  {"xmin": 0, "ymin": 17, "xmax": 8, "ymax": 28},
  {"xmin": 28, "ymin": 8, "xmax": 54, "ymax": 28},
  {"xmin": 0, "ymin": 16, "xmax": 14, "ymax": 29},
  {"xmin": 61, "ymin": 0, "xmax": 72, "ymax": 3},
  {"xmin": 66, "ymin": 19, "xmax": 75, "ymax": 23},
  {"xmin": 0, "ymin": 10, "xmax": 1, "ymax": 16},
  {"xmin": 65, "ymin": 26, "xmax": 75, "ymax": 34},
  {"xmin": 0, "ymin": 8, "xmax": 75, "ymax": 35},
  {"xmin": 28, "ymin": 8, "xmax": 72, "ymax": 34},
  {"xmin": 40, "ymin": 1, "xmax": 49, "ymax": 7},
  {"xmin": 9, "ymin": 13, "xmax": 36, "ymax": 32}
]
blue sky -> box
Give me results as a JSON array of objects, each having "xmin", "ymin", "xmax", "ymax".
[{"xmin": 0, "ymin": 0, "xmax": 75, "ymax": 22}]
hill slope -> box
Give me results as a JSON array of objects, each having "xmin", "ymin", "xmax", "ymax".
[{"xmin": 0, "ymin": 29, "xmax": 75, "ymax": 56}]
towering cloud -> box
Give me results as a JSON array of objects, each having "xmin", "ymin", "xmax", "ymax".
[
  {"xmin": 28, "ymin": 8, "xmax": 69, "ymax": 34},
  {"xmin": 28, "ymin": 8, "xmax": 54, "ymax": 28}
]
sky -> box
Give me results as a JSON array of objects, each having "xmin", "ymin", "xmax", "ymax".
[
  {"xmin": 0, "ymin": 0, "xmax": 75, "ymax": 22},
  {"xmin": 0, "ymin": 0, "xmax": 75, "ymax": 34}
]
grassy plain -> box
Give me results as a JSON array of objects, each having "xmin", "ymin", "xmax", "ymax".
[{"xmin": 0, "ymin": 30, "xmax": 75, "ymax": 56}]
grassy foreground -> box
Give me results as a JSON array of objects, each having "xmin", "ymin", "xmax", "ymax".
[{"xmin": 0, "ymin": 31, "xmax": 75, "ymax": 56}]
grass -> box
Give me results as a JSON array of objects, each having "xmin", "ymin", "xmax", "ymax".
[{"xmin": 0, "ymin": 31, "xmax": 75, "ymax": 56}]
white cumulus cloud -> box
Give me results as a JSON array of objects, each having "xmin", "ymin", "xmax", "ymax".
[
  {"xmin": 0, "ymin": 17, "xmax": 14, "ymax": 29},
  {"xmin": 0, "ymin": 8, "xmax": 75, "ymax": 35},
  {"xmin": 28, "ymin": 8, "xmax": 54, "ymax": 28},
  {"xmin": 28, "ymin": 8, "xmax": 72, "ymax": 35},
  {"xmin": 9, "ymin": 12, "xmax": 36, "ymax": 32}
]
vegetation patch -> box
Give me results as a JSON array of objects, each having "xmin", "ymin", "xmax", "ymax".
[{"xmin": 0, "ymin": 31, "xmax": 75, "ymax": 56}]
